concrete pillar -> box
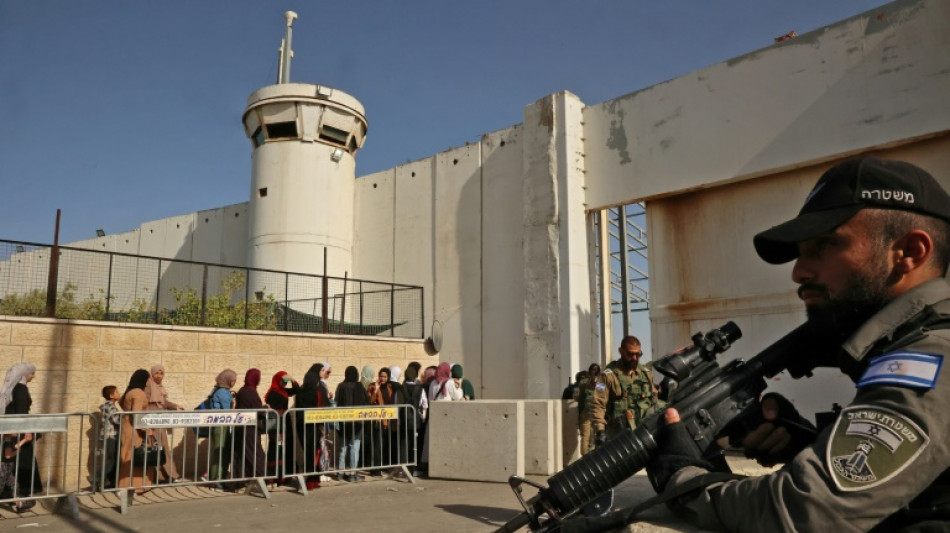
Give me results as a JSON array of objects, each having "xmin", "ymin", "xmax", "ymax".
[{"xmin": 521, "ymin": 92, "xmax": 593, "ymax": 399}]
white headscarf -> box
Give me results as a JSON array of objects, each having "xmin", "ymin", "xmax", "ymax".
[
  {"xmin": 320, "ymin": 362, "xmax": 332, "ymax": 385},
  {"xmin": 0, "ymin": 362, "xmax": 36, "ymax": 411},
  {"xmin": 390, "ymin": 366, "xmax": 403, "ymax": 384}
]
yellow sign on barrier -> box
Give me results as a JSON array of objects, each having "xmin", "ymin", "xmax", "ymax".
[{"xmin": 303, "ymin": 407, "xmax": 397, "ymax": 423}]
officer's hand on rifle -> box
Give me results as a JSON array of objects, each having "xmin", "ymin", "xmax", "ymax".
[
  {"xmin": 594, "ymin": 430, "xmax": 606, "ymax": 447},
  {"xmin": 738, "ymin": 392, "xmax": 817, "ymax": 467},
  {"xmin": 645, "ymin": 408, "xmax": 716, "ymax": 493}
]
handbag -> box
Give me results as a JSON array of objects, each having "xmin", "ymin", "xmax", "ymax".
[{"xmin": 132, "ymin": 441, "xmax": 167, "ymax": 468}]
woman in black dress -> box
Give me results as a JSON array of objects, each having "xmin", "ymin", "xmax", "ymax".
[
  {"xmin": 0, "ymin": 362, "xmax": 40, "ymax": 512},
  {"xmin": 263, "ymin": 370, "xmax": 298, "ymax": 483}
]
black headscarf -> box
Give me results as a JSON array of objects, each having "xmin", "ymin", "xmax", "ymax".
[
  {"xmin": 296, "ymin": 364, "xmax": 325, "ymax": 409},
  {"xmin": 334, "ymin": 366, "xmax": 369, "ymax": 408}
]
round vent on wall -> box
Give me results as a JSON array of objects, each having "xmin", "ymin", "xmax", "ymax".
[{"xmin": 425, "ymin": 320, "xmax": 443, "ymax": 354}]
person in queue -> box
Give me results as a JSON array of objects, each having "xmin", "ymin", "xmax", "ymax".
[
  {"xmin": 0, "ymin": 362, "xmax": 40, "ymax": 512},
  {"xmin": 647, "ymin": 157, "xmax": 950, "ymax": 531},
  {"xmin": 118, "ymin": 369, "xmax": 153, "ymax": 493},
  {"xmin": 144, "ymin": 364, "xmax": 183, "ymax": 483}
]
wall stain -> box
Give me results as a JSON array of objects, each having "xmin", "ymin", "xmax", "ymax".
[
  {"xmin": 606, "ymin": 105, "xmax": 631, "ymax": 165},
  {"xmin": 538, "ymin": 96, "xmax": 554, "ymax": 131}
]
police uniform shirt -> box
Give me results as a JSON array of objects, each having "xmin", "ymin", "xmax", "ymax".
[{"xmin": 666, "ymin": 278, "xmax": 950, "ymax": 532}]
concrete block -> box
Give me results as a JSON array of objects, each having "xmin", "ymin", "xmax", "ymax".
[
  {"xmin": 161, "ymin": 351, "xmax": 205, "ymax": 374},
  {"xmin": 292, "ymin": 356, "xmax": 317, "ymax": 379},
  {"xmin": 429, "ymin": 400, "xmax": 523, "ymax": 482},
  {"xmin": 184, "ymin": 372, "xmax": 216, "ymax": 396},
  {"xmin": 61, "ymin": 325, "xmax": 100, "ymax": 348},
  {"xmin": 376, "ymin": 341, "xmax": 406, "ymax": 361},
  {"xmin": 247, "ymin": 354, "xmax": 294, "ymax": 376},
  {"xmin": 237, "ymin": 333, "xmax": 276, "ymax": 355},
  {"xmin": 523, "ymin": 400, "xmax": 559, "ymax": 475},
  {"xmin": 0, "ymin": 321, "xmax": 11, "ymax": 344},
  {"xmin": 276, "ymin": 335, "xmax": 311, "ymax": 356},
  {"xmin": 100, "ymin": 327, "xmax": 151, "ymax": 350},
  {"xmin": 344, "ymin": 339, "xmax": 379, "ymax": 358},
  {"xmin": 404, "ymin": 341, "xmax": 431, "ymax": 362},
  {"xmin": 206, "ymin": 353, "xmax": 248, "ymax": 374},
  {"xmin": 112, "ymin": 349, "xmax": 162, "ymax": 371},
  {"xmin": 198, "ymin": 332, "xmax": 236, "ymax": 353},
  {"xmin": 309, "ymin": 337, "xmax": 344, "ymax": 358},
  {"xmin": 0, "ymin": 345, "xmax": 23, "ymax": 369},
  {"xmin": 561, "ymin": 399, "xmax": 581, "ymax": 466},
  {"xmin": 81, "ymin": 348, "xmax": 113, "ymax": 371},
  {"xmin": 25, "ymin": 346, "xmax": 84, "ymax": 370},
  {"xmin": 11, "ymin": 322, "xmax": 62, "ymax": 347},
  {"xmin": 152, "ymin": 330, "xmax": 199, "ymax": 351}
]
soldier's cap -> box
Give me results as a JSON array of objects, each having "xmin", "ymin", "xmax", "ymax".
[{"xmin": 753, "ymin": 156, "xmax": 950, "ymax": 264}]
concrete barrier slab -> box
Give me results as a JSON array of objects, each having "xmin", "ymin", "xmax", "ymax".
[{"xmin": 428, "ymin": 400, "xmax": 524, "ymax": 482}]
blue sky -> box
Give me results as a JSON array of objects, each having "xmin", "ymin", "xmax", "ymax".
[{"xmin": 0, "ymin": 1, "xmax": 888, "ymax": 246}]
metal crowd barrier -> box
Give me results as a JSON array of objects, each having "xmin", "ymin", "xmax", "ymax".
[
  {"xmin": 0, "ymin": 405, "xmax": 419, "ymax": 516},
  {"xmin": 0, "ymin": 412, "xmax": 98, "ymax": 517},
  {"xmin": 101, "ymin": 408, "xmax": 279, "ymax": 513},
  {"xmin": 281, "ymin": 404, "xmax": 417, "ymax": 495}
]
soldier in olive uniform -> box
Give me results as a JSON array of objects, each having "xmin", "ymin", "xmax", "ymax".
[
  {"xmin": 649, "ymin": 157, "xmax": 950, "ymax": 531},
  {"xmin": 591, "ymin": 336, "xmax": 661, "ymax": 442}
]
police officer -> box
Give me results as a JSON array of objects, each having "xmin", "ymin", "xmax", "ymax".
[
  {"xmin": 591, "ymin": 336, "xmax": 660, "ymax": 443},
  {"xmin": 648, "ymin": 157, "xmax": 950, "ymax": 531}
]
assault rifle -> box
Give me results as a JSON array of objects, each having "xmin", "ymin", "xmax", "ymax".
[{"xmin": 497, "ymin": 321, "xmax": 818, "ymax": 532}]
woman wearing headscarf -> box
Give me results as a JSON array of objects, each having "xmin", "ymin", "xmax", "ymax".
[
  {"xmin": 263, "ymin": 370, "xmax": 298, "ymax": 483},
  {"xmin": 1, "ymin": 362, "xmax": 40, "ymax": 511},
  {"xmin": 334, "ymin": 366, "xmax": 368, "ymax": 482},
  {"xmin": 143, "ymin": 364, "xmax": 182, "ymax": 483},
  {"xmin": 294, "ymin": 364, "xmax": 329, "ymax": 489},
  {"xmin": 369, "ymin": 367, "xmax": 405, "ymax": 470},
  {"xmin": 428, "ymin": 362, "xmax": 463, "ymax": 402},
  {"xmin": 420, "ymin": 362, "xmax": 464, "ymax": 475},
  {"xmin": 208, "ymin": 369, "xmax": 237, "ymax": 489},
  {"xmin": 402, "ymin": 365, "xmax": 428, "ymax": 471},
  {"xmin": 451, "ymin": 364, "xmax": 476, "ymax": 400},
  {"xmin": 360, "ymin": 364, "xmax": 376, "ymax": 398},
  {"xmin": 319, "ymin": 362, "xmax": 333, "ymax": 403},
  {"xmin": 118, "ymin": 369, "xmax": 153, "ymax": 493},
  {"xmin": 232, "ymin": 368, "xmax": 266, "ymax": 480}
]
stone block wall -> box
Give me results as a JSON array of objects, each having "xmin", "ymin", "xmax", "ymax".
[{"xmin": 0, "ymin": 316, "xmax": 433, "ymax": 487}]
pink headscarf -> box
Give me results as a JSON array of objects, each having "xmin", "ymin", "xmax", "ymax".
[
  {"xmin": 245, "ymin": 368, "xmax": 261, "ymax": 388},
  {"xmin": 145, "ymin": 364, "xmax": 167, "ymax": 405},
  {"xmin": 422, "ymin": 366, "xmax": 437, "ymax": 385},
  {"xmin": 435, "ymin": 362, "xmax": 452, "ymax": 385}
]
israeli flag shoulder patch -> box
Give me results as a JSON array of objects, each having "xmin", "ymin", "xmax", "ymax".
[{"xmin": 857, "ymin": 350, "xmax": 943, "ymax": 389}]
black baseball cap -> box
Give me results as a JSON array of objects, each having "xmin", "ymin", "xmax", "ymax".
[{"xmin": 753, "ymin": 156, "xmax": 950, "ymax": 264}]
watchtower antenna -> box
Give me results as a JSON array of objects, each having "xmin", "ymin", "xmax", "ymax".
[{"xmin": 276, "ymin": 11, "xmax": 297, "ymax": 84}]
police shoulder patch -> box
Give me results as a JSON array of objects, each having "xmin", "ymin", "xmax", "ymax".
[
  {"xmin": 857, "ymin": 350, "xmax": 943, "ymax": 389},
  {"xmin": 827, "ymin": 405, "xmax": 929, "ymax": 492}
]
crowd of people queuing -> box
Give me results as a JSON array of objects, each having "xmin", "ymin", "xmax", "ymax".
[{"xmin": 0, "ymin": 358, "xmax": 476, "ymax": 508}]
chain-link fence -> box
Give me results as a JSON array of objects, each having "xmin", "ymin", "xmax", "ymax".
[{"xmin": 0, "ymin": 240, "xmax": 423, "ymax": 338}]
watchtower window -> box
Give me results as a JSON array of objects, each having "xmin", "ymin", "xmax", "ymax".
[
  {"xmin": 251, "ymin": 127, "xmax": 264, "ymax": 148},
  {"xmin": 266, "ymin": 121, "xmax": 299, "ymax": 140},
  {"xmin": 319, "ymin": 125, "xmax": 349, "ymax": 146}
]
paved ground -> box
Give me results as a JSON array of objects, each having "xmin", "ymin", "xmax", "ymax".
[{"xmin": 0, "ymin": 459, "xmax": 773, "ymax": 532}]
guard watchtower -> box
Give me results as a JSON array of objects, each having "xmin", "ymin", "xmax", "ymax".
[{"xmin": 243, "ymin": 11, "xmax": 368, "ymax": 278}]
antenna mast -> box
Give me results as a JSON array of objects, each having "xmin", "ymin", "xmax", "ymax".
[{"xmin": 277, "ymin": 11, "xmax": 298, "ymax": 84}]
